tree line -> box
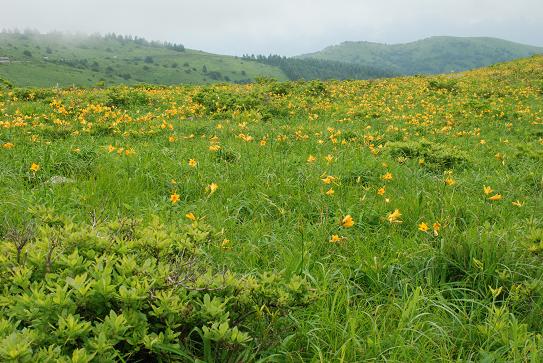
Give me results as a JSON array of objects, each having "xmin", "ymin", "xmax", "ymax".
[
  {"xmin": 242, "ymin": 54, "xmax": 396, "ymax": 81},
  {"xmin": 102, "ymin": 33, "xmax": 185, "ymax": 52},
  {"xmin": 0, "ymin": 29, "xmax": 185, "ymax": 52}
]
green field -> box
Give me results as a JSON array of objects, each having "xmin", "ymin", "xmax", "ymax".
[
  {"xmin": 0, "ymin": 56, "xmax": 542, "ymax": 361},
  {"xmin": 0, "ymin": 32, "xmax": 288, "ymax": 87}
]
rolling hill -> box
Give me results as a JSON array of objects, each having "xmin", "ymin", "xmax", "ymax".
[
  {"xmin": 299, "ymin": 36, "xmax": 543, "ymax": 74},
  {"xmin": 2, "ymin": 32, "xmax": 542, "ymax": 87},
  {"xmin": 0, "ymin": 31, "xmax": 289, "ymax": 87}
]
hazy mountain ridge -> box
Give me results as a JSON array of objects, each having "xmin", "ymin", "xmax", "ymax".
[
  {"xmin": 299, "ymin": 36, "xmax": 543, "ymax": 74},
  {"xmin": 1, "ymin": 32, "xmax": 542, "ymax": 87}
]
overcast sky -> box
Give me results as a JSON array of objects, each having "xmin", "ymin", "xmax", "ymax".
[{"xmin": 1, "ymin": 0, "xmax": 542, "ymax": 56}]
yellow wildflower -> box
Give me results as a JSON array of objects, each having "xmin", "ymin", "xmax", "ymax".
[
  {"xmin": 382, "ymin": 172, "xmax": 393, "ymax": 181},
  {"xmin": 325, "ymin": 188, "xmax": 334, "ymax": 196},
  {"xmin": 329, "ymin": 235, "xmax": 346, "ymax": 243},
  {"xmin": 489, "ymin": 194, "xmax": 502, "ymax": 201},
  {"xmin": 432, "ymin": 222, "xmax": 441, "ymax": 236},
  {"xmin": 170, "ymin": 192, "xmax": 180, "ymax": 204},
  {"xmin": 483, "ymin": 186, "xmax": 493, "ymax": 195},
  {"xmin": 307, "ymin": 155, "xmax": 316, "ymax": 163},
  {"xmin": 185, "ymin": 212, "xmax": 196, "ymax": 221},
  {"xmin": 512, "ymin": 200, "xmax": 524, "ymax": 207},
  {"xmin": 377, "ymin": 187, "xmax": 385, "ymax": 196},
  {"xmin": 387, "ymin": 209, "xmax": 402, "ymax": 224},
  {"xmin": 207, "ymin": 183, "xmax": 218, "ymax": 194},
  {"xmin": 188, "ymin": 159, "xmax": 197, "ymax": 168},
  {"xmin": 418, "ymin": 222, "xmax": 429, "ymax": 232},
  {"xmin": 220, "ymin": 239, "xmax": 231, "ymax": 250},
  {"xmin": 341, "ymin": 215, "xmax": 354, "ymax": 228},
  {"xmin": 2, "ymin": 142, "xmax": 14, "ymax": 149},
  {"xmin": 30, "ymin": 163, "xmax": 40, "ymax": 173},
  {"xmin": 321, "ymin": 175, "xmax": 335, "ymax": 184}
]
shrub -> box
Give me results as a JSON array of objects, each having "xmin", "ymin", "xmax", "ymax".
[
  {"xmin": 192, "ymin": 88, "xmax": 261, "ymax": 114},
  {"xmin": 105, "ymin": 87, "xmax": 149, "ymax": 108},
  {"xmin": 207, "ymin": 71, "xmax": 223, "ymax": 81},
  {"xmin": 387, "ymin": 140, "xmax": 469, "ymax": 170},
  {"xmin": 0, "ymin": 77, "xmax": 13, "ymax": 89},
  {"xmin": 427, "ymin": 79, "xmax": 458, "ymax": 94},
  {"xmin": 303, "ymin": 80, "xmax": 328, "ymax": 97},
  {"xmin": 0, "ymin": 210, "xmax": 314, "ymax": 361},
  {"xmin": 12, "ymin": 88, "xmax": 56, "ymax": 102}
]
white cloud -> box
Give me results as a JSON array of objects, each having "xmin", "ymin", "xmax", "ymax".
[{"xmin": 1, "ymin": 0, "xmax": 542, "ymax": 55}]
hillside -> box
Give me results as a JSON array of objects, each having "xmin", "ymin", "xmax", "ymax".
[
  {"xmin": 0, "ymin": 31, "xmax": 288, "ymax": 87},
  {"xmin": 300, "ymin": 36, "xmax": 543, "ymax": 74},
  {"xmin": 4, "ymin": 33, "xmax": 537, "ymax": 87}
]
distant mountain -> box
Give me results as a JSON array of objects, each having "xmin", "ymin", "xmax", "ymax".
[
  {"xmin": 2, "ymin": 32, "xmax": 542, "ymax": 87},
  {"xmin": 0, "ymin": 31, "xmax": 288, "ymax": 87},
  {"xmin": 299, "ymin": 36, "xmax": 543, "ymax": 74}
]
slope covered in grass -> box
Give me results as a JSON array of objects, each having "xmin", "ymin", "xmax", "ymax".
[
  {"xmin": 300, "ymin": 36, "xmax": 543, "ymax": 74},
  {"xmin": 0, "ymin": 32, "xmax": 288, "ymax": 87},
  {"xmin": 0, "ymin": 56, "xmax": 542, "ymax": 361}
]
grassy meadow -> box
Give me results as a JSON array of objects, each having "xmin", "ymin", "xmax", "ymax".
[
  {"xmin": 0, "ymin": 56, "xmax": 542, "ymax": 361},
  {"xmin": 0, "ymin": 32, "xmax": 288, "ymax": 87}
]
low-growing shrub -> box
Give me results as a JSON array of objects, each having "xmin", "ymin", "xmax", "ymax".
[
  {"xmin": 0, "ymin": 77, "xmax": 13, "ymax": 90},
  {"xmin": 427, "ymin": 79, "xmax": 459, "ymax": 94},
  {"xmin": 192, "ymin": 88, "xmax": 262, "ymax": 114},
  {"xmin": 12, "ymin": 88, "xmax": 56, "ymax": 102},
  {"xmin": 387, "ymin": 139, "xmax": 470, "ymax": 170},
  {"xmin": 105, "ymin": 87, "xmax": 150, "ymax": 108},
  {"xmin": 0, "ymin": 209, "xmax": 314, "ymax": 361},
  {"xmin": 303, "ymin": 80, "xmax": 328, "ymax": 98}
]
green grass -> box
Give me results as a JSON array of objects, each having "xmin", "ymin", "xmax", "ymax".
[
  {"xmin": 300, "ymin": 36, "xmax": 543, "ymax": 74},
  {"xmin": 0, "ymin": 56, "xmax": 542, "ymax": 361},
  {"xmin": 0, "ymin": 32, "xmax": 288, "ymax": 87}
]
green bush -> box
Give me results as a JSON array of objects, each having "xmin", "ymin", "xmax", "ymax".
[
  {"xmin": 0, "ymin": 209, "xmax": 314, "ymax": 361},
  {"xmin": 427, "ymin": 79, "xmax": 459, "ymax": 94},
  {"xmin": 0, "ymin": 77, "xmax": 13, "ymax": 90},
  {"xmin": 387, "ymin": 139, "xmax": 470, "ymax": 170},
  {"xmin": 192, "ymin": 88, "xmax": 262, "ymax": 114},
  {"xmin": 12, "ymin": 88, "xmax": 56, "ymax": 102},
  {"xmin": 303, "ymin": 80, "xmax": 329, "ymax": 97},
  {"xmin": 105, "ymin": 87, "xmax": 150, "ymax": 108}
]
